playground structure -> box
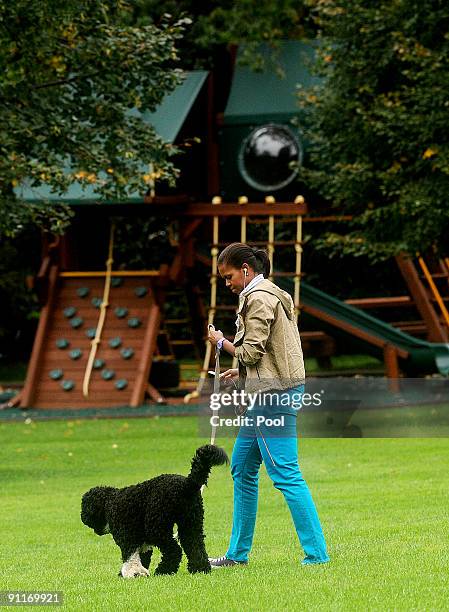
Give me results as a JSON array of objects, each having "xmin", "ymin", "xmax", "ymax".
[
  {"xmin": 20, "ymin": 198, "xmax": 308, "ymax": 409},
  {"xmin": 10, "ymin": 42, "xmax": 449, "ymax": 410},
  {"xmin": 16, "ymin": 195, "xmax": 449, "ymax": 410}
]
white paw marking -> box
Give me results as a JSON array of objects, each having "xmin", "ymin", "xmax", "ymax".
[{"xmin": 121, "ymin": 551, "xmax": 149, "ymax": 578}]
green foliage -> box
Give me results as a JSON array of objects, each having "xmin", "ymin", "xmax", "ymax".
[
  {"xmin": 0, "ymin": 233, "xmax": 40, "ymax": 358},
  {"xmin": 299, "ymin": 0, "xmax": 449, "ymax": 260},
  {"xmin": 0, "ymin": 1, "xmax": 188, "ymax": 236},
  {"xmin": 129, "ymin": 0, "xmax": 313, "ymax": 68},
  {"xmin": 113, "ymin": 215, "xmax": 176, "ymax": 268}
]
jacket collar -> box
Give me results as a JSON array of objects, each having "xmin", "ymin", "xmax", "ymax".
[{"xmin": 240, "ymin": 273, "xmax": 264, "ymax": 296}]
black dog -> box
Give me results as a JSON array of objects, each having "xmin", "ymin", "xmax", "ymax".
[{"xmin": 81, "ymin": 444, "xmax": 228, "ymax": 577}]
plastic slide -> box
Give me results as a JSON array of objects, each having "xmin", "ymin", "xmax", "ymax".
[{"xmin": 278, "ymin": 279, "xmax": 449, "ymax": 376}]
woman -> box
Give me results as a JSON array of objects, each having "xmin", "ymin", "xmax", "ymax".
[{"xmin": 208, "ymin": 242, "xmax": 329, "ymax": 567}]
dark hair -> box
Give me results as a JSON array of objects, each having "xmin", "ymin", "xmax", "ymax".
[{"xmin": 217, "ymin": 242, "xmax": 271, "ymax": 277}]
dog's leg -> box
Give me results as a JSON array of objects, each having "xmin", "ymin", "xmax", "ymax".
[
  {"xmin": 177, "ymin": 506, "xmax": 211, "ymax": 574},
  {"xmin": 120, "ymin": 550, "xmax": 150, "ymax": 578},
  {"xmin": 154, "ymin": 538, "xmax": 182, "ymax": 575},
  {"xmin": 140, "ymin": 545, "xmax": 153, "ymax": 570}
]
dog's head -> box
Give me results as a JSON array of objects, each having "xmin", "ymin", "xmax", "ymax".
[{"xmin": 81, "ymin": 486, "xmax": 115, "ymax": 536}]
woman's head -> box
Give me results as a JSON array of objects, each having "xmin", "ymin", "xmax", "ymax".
[{"xmin": 217, "ymin": 243, "xmax": 270, "ymax": 294}]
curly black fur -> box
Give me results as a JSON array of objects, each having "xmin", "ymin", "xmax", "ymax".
[{"xmin": 81, "ymin": 444, "xmax": 228, "ymax": 577}]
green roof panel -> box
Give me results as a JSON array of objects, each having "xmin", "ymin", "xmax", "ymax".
[
  {"xmin": 224, "ymin": 41, "xmax": 320, "ymax": 125},
  {"xmin": 140, "ymin": 70, "xmax": 208, "ymax": 142},
  {"xmin": 15, "ymin": 71, "xmax": 208, "ymax": 204}
]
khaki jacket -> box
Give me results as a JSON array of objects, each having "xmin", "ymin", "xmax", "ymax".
[{"xmin": 233, "ymin": 279, "xmax": 305, "ymax": 392}]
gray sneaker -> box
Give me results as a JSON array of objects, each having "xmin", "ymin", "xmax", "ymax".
[{"xmin": 208, "ymin": 555, "xmax": 248, "ymax": 568}]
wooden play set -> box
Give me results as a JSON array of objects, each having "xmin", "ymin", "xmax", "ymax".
[{"xmin": 15, "ymin": 195, "xmax": 449, "ymax": 411}]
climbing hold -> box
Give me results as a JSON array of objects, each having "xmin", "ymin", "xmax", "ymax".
[
  {"xmin": 114, "ymin": 307, "xmax": 128, "ymax": 319},
  {"xmin": 115, "ymin": 379, "xmax": 128, "ymax": 390},
  {"xmin": 61, "ymin": 380, "xmax": 75, "ymax": 391},
  {"xmin": 50, "ymin": 369, "xmax": 63, "ymax": 380},
  {"xmin": 91, "ymin": 297, "xmax": 102, "ymax": 309},
  {"xmin": 120, "ymin": 347, "xmax": 134, "ymax": 360},
  {"xmin": 70, "ymin": 316, "xmax": 83, "ymax": 329},
  {"xmin": 134, "ymin": 286, "xmax": 148, "ymax": 298},
  {"xmin": 111, "ymin": 277, "xmax": 123, "ymax": 288},
  {"xmin": 56, "ymin": 339, "xmax": 69, "ymax": 349},
  {"xmin": 77, "ymin": 287, "xmax": 90, "ymax": 298},
  {"xmin": 93, "ymin": 358, "xmax": 105, "ymax": 369},
  {"xmin": 63, "ymin": 306, "xmax": 77, "ymax": 318},
  {"xmin": 86, "ymin": 327, "xmax": 97, "ymax": 339},
  {"xmin": 101, "ymin": 369, "xmax": 115, "ymax": 381},
  {"xmin": 109, "ymin": 337, "xmax": 122, "ymax": 349},
  {"xmin": 128, "ymin": 317, "xmax": 141, "ymax": 328},
  {"xmin": 69, "ymin": 348, "xmax": 83, "ymax": 360}
]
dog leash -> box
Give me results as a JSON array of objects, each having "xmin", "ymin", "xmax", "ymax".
[
  {"xmin": 173, "ymin": 327, "xmax": 221, "ymax": 542},
  {"xmin": 208, "ymin": 324, "xmax": 221, "ymax": 447}
]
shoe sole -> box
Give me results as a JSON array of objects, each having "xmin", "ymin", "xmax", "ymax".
[{"xmin": 210, "ymin": 563, "xmax": 248, "ymax": 569}]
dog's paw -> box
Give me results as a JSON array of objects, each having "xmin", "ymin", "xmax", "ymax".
[
  {"xmin": 132, "ymin": 567, "xmax": 150, "ymax": 578},
  {"xmin": 120, "ymin": 562, "xmax": 150, "ymax": 578}
]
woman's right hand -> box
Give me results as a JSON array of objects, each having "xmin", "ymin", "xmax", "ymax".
[{"xmin": 220, "ymin": 368, "xmax": 239, "ymax": 382}]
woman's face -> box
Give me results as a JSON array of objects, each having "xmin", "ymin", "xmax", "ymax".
[{"xmin": 218, "ymin": 263, "xmax": 252, "ymax": 294}]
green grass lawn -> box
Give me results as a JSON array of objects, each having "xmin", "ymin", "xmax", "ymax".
[{"xmin": 1, "ymin": 417, "xmax": 448, "ymax": 611}]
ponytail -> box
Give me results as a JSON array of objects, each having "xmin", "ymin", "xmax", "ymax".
[
  {"xmin": 218, "ymin": 242, "xmax": 271, "ymax": 277},
  {"xmin": 251, "ymin": 248, "xmax": 271, "ymax": 277}
]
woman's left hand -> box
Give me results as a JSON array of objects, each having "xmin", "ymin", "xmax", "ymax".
[{"xmin": 208, "ymin": 329, "xmax": 224, "ymax": 345}]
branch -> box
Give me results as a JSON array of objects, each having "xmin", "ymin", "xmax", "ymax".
[{"xmin": 31, "ymin": 70, "xmax": 102, "ymax": 91}]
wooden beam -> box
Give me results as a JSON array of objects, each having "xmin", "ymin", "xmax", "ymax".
[
  {"xmin": 182, "ymin": 202, "xmax": 307, "ymax": 216},
  {"xmin": 146, "ymin": 383, "xmax": 166, "ymax": 404},
  {"xmin": 59, "ymin": 270, "xmax": 161, "ymax": 278},
  {"xmin": 141, "ymin": 201, "xmax": 307, "ymax": 217},
  {"xmin": 182, "ymin": 218, "xmax": 203, "ymax": 240},
  {"xmin": 143, "ymin": 194, "xmax": 191, "ymax": 205},
  {"xmin": 21, "ymin": 265, "xmax": 59, "ymax": 407},
  {"xmin": 302, "ymin": 302, "xmax": 409, "ymax": 359},
  {"xmin": 395, "ymin": 254, "xmax": 448, "ymax": 342},
  {"xmin": 303, "ymin": 215, "xmax": 353, "ymax": 222},
  {"xmin": 345, "ymin": 296, "xmax": 413, "ymax": 308},
  {"xmin": 130, "ymin": 300, "xmax": 161, "ymax": 407}
]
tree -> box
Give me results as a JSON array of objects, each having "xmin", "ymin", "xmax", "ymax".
[
  {"xmin": 129, "ymin": 0, "xmax": 314, "ymax": 69},
  {"xmin": 0, "ymin": 0, "xmax": 188, "ymax": 237},
  {"xmin": 298, "ymin": 0, "xmax": 449, "ymax": 260}
]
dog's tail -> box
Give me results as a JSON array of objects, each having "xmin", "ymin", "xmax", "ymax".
[{"xmin": 185, "ymin": 445, "xmax": 228, "ymax": 492}]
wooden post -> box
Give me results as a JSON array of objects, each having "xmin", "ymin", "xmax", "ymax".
[
  {"xmin": 395, "ymin": 254, "xmax": 448, "ymax": 342},
  {"xmin": 21, "ymin": 265, "xmax": 59, "ymax": 407},
  {"xmin": 146, "ymin": 383, "xmax": 166, "ymax": 404},
  {"xmin": 130, "ymin": 300, "xmax": 161, "ymax": 407},
  {"xmin": 294, "ymin": 195, "xmax": 305, "ymax": 323},
  {"xmin": 383, "ymin": 344, "xmax": 400, "ymax": 392}
]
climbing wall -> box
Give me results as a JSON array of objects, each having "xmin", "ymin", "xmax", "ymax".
[{"xmin": 22, "ymin": 272, "xmax": 161, "ymax": 409}]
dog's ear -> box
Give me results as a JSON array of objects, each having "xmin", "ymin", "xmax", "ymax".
[{"xmin": 81, "ymin": 486, "xmax": 114, "ymax": 533}]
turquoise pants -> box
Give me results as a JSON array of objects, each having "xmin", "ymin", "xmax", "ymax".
[{"xmin": 225, "ymin": 390, "xmax": 330, "ymax": 565}]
